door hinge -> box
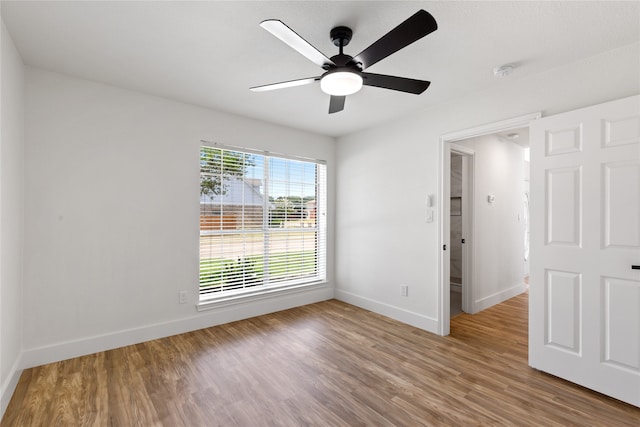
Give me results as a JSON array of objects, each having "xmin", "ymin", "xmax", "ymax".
[
  {"xmin": 443, "ymin": 244, "xmax": 447, "ymax": 250},
  {"xmin": 461, "ymin": 238, "xmax": 466, "ymax": 244}
]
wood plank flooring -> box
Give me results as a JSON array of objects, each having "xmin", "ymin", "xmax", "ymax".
[{"xmin": 3, "ymin": 293, "xmax": 639, "ymax": 426}]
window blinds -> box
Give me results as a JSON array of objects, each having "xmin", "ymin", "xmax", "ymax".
[{"xmin": 199, "ymin": 145, "xmax": 326, "ymax": 297}]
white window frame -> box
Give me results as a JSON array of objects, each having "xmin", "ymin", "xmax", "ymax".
[{"xmin": 197, "ymin": 142, "xmax": 327, "ymax": 311}]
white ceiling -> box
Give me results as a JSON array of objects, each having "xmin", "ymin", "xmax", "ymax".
[{"xmin": 2, "ymin": 1, "xmax": 639, "ymax": 137}]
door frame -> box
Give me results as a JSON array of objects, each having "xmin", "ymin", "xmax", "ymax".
[
  {"xmin": 450, "ymin": 144, "xmax": 475, "ymax": 315},
  {"xmin": 438, "ymin": 112, "xmax": 541, "ymax": 335}
]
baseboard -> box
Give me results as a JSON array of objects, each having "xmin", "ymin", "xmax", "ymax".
[
  {"xmin": 20, "ymin": 285, "xmax": 333, "ymax": 370},
  {"xmin": 1, "ymin": 355, "xmax": 23, "ymax": 420},
  {"xmin": 473, "ymin": 282, "xmax": 526, "ymax": 313},
  {"xmin": 334, "ymin": 289, "xmax": 439, "ymax": 334}
]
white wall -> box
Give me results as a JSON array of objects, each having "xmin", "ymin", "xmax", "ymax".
[
  {"xmin": 457, "ymin": 135, "xmax": 525, "ymax": 312},
  {"xmin": 524, "ymin": 158, "xmax": 530, "ymax": 276},
  {"xmin": 22, "ymin": 68, "xmax": 335, "ymax": 367},
  {"xmin": 1, "ymin": 19, "xmax": 25, "ymax": 416},
  {"xmin": 335, "ymin": 42, "xmax": 640, "ymax": 334}
]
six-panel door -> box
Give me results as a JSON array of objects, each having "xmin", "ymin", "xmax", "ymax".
[{"xmin": 530, "ymin": 95, "xmax": 640, "ymax": 407}]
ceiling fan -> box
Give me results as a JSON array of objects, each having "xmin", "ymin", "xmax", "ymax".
[{"xmin": 250, "ymin": 10, "xmax": 438, "ymax": 114}]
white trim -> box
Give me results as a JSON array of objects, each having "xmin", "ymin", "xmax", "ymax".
[
  {"xmin": 472, "ymin": 282, "xmax": 527, "ymax": 313},
  {"xmin": 441, "ymin": 113, "xmax": 542, "ymax": 143},
  {"xmin": 438, "ymin": 112, "xmax": 542, "ymax": 336},
  {"xmin": 449, "ymin": 143, "xmax": 475, "ymax": 156},
  {"xmin": 197, "ymin": 281, "xmax": 329, "ymax": 311},
  {"xmin": 450, "ymin": 148, "xmax": 475, "ymax": 315},
  {"xmin": 20, "ymin": 285, "xmax": 333, "ymax": 370},
  {"xmin": 0, "ymin": 356, "xmax": 22, "ymax": 419},
  {"xmin": 438, "ymin": 137, "xmax": 451, "ymax": 335},
  {"xmin": 335, "ymin": 289, "xmax": 439, "ymax": 334},
  {"xmin": 462, "ymin": 154, "xmax": 474, "ymax": 314}
]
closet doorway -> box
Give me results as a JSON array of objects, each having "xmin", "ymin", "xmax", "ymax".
[{"xmin": 449, "ymin": 146, "xmax": 474, "ymax": 317}]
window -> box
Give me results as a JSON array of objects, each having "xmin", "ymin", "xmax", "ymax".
[{"xmin": 199, "ymin": 144, "xmax": 327, "ymax": 306}]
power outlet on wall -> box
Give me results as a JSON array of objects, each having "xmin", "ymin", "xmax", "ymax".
[
  {"xmin": 179, "ymin": 291, "xmax": 188, "ymax": 304},
  {"xmin": 400, "ymin": 284, "xmax": 409, "ymax": 297}
]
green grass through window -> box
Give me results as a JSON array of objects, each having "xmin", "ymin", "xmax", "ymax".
[{"xmin": 200, "ymin": 251, "xmax": 317, "ymax": 292}]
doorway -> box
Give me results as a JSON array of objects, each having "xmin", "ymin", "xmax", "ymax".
[
  {"xmin": 439, "ymin": 113, "xmax": 541, "ymax": 336},
  {"xmin": 449, "ymin": 146, "xmax": 474, "ymax": 318}
]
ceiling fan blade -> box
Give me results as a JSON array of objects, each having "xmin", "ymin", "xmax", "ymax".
[
  {"xmin": 260, "ymin": 20, "xmax": 335, "ymax": 68},
  {"xmin": 329, "ymin": 96, "xmax": 345, "ymax": 114},
  {"xmin": 353, "ymin": 10, "xmax": 437, "ymax": 70},
  {"xmin": 361, "ymin": 72, "xmax": 430, "ymax": 94},
  {"xmin": 250, "ymin": 77, "xmax": 319, "ymax": 92}
]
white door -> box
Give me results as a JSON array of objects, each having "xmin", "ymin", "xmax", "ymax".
[{"xmin": 530, "ymin": 95, "xmax": 640, "ymax": 407}]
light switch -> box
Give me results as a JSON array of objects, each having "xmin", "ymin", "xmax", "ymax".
[
  {"xmin": 426, "ymin": 194, "xmax": 434, "ymax": 207},
  {"xmin": 426, "ymin": 209, "xmax": 434, "ymax": 223}
]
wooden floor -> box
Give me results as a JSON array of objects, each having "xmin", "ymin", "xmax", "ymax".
[{"xmin": 3, "ymin": 293, "xmax": 639, "ymax": 426}]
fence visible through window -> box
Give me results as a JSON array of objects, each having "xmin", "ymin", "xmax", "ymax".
[{"xmin": 199, "ymin": 145, "xmax": 326, "ymax": 297}]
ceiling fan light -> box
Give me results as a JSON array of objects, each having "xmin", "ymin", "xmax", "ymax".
[{"xmin": 320, "ymin": 71, "xmax": 363, "ymax": 96}]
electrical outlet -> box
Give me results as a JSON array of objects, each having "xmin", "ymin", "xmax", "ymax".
[
  {"xmin": 179, "ymin": 291, "xmax": 188, "ymax": 304},
  {"xmin": 401, "ymin": 285, "xmax": 409, "ymax": 297}
]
